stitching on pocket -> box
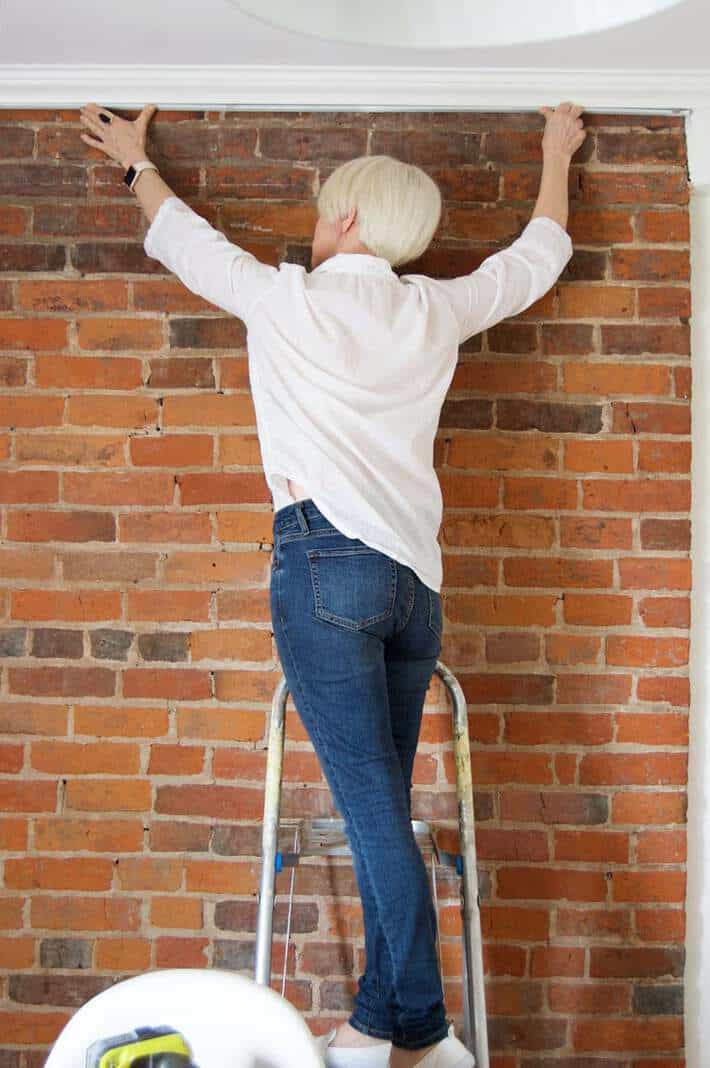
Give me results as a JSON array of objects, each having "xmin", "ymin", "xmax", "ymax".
[{"xmin": 306, "ymin": 547, "xmax": 397, "ymax": 631}]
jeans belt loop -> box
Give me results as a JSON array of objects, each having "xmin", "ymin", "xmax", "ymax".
[{"xmin": 294, "ymin": 500, "xmax": 309, "ymax": 534}]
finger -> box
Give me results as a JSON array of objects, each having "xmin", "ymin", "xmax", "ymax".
[
  {"xmin": 136, "ymin": 103, "xmax": 157, "ymax": 132},
  {"xmin": 80, "ymin": 132, "xmax": 106, "ymax": 150},
  {"xmin": 86, "ymin": 103, "xmax": 116, "ymax": 123},
  {"xmin": 83, "ymin": 103, "xmax": 116, "ymax": 128},
  {"xmin": 80, "ymin": 112, "xmax": 107, "ymax": 137}
]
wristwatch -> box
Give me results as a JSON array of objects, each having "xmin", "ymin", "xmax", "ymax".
[{"xmin": 124, "ymin": 159, "xmax": 158, "ymax": 191}]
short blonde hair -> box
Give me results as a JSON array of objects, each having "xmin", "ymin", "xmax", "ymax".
[{"xmin": 316, "ymin": 154, "xmax": 442, "ymax": 269}]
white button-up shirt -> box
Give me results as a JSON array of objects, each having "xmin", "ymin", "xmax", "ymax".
[{"xmin": 144, "ymin": 197, "xmax": 573, "ymax": 592}]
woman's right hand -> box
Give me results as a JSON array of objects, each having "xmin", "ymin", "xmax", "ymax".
[{"xmin": 538, "ymin": 101, "xmax": 586, "ymax": 160}]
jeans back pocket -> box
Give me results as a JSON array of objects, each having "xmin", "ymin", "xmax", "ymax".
[{"xmin": 306, "ymin": 546, "xmax": 397, "ymax": 632}]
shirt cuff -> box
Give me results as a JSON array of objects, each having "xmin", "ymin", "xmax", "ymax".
[{"xmin": 143, "ymin": 195, "xmax": 183, "ymax": 259}]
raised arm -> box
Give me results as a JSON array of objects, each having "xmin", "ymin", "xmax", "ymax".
[
  {"xmin": 418, "ymin": 101, "xmax": 586, "ymax": 345},
  {"xmin": 79, "ymin": 102, "xmax": 278, "ymax": 324}
]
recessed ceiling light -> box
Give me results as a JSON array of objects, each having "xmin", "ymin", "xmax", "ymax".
[{"xmin": 227, "ymin": 0, "xmax": 685, "ymax": 49}]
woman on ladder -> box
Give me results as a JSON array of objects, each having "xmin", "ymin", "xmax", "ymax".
[{"xmin": 80, "ymin": 98, "xmax": 586, "ymax": 1068}]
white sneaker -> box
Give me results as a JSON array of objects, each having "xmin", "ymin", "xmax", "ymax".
[
  {"xmin": 315, "ymin": 1026, "xmax": 392, "ymax": 1068},
  {"xmin": 399, "ymin": 1022, "xmax": 475, "ymax": 1068}
]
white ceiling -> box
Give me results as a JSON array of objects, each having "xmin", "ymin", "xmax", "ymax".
[{"xmin": 3, "ymin": 0, "xmax": 708, "ymax": 67}]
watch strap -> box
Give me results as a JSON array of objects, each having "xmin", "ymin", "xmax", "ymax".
[{"xmin": 124, "ymin": 160, "xmax": 158, "ymax": 191}]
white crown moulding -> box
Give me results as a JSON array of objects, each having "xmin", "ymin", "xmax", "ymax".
[
  {"xmin": 0, "ymin": 63, "xmax": 706, "ymax": 107},
  {"xmin": 0, "ymin": 63, "xmax": 707, "ymax": 184}
]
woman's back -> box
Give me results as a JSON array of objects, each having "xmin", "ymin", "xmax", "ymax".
[{"xmin": 144, "ymin": 199, "xmax": 573, "ymax": 592}]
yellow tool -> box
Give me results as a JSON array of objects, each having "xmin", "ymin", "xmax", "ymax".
[{"xmin": 86, "ymin": 1025, "xmax": 194, "ymax": 1068}]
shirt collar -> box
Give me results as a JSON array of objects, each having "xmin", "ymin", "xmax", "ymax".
[{"xmin": 311, "ymin": 252, "xmax": 395, "ymax": 276}]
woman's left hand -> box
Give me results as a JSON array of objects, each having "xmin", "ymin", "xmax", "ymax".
[{"xmin": 79, "ymin": 102, "xmax": 158, "ymax": 168}]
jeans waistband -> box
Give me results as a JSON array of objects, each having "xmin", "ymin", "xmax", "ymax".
[{"xmin": 273, "ymin": 497, "xmax": 335, "ymax": 536}]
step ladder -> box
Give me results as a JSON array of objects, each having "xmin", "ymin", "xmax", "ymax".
[{"xmin": 254, "ymin": 659, "xmax": 490, "ymax": 1068}]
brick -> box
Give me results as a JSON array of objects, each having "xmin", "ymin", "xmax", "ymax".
[
  {"xmin": 564, "ymin": 595, "xmax": 632, "ymax": 627},
  {"xmin": 486, "ymin": 632, "xmax": 540, "ymax": 664},
  {"xmin": 640, "ymin": 519, "xmax": 690, "ymax": 551},
  {"xmin": 34, "ymin": 201, "xmax": 140, "ymax": 238},
  {"xmin": 0, "ymin": 243, "xmax": 65, "ymax": 274},
  {"xmin": 505, "ymin": 712, "xmax": 612, "ymax": 746},
  {"xmin": 498, "ymin": 866, "xmax": 606, "ymax": 901},
  {"xmin": 486, "ymin": 321, "xmax": 538, "ymax": 353},
  {"xmin": 638, "ymin": 286, "xmax": 691, "ymax": 318},
  {"xmin": 616, "ymin": 712, "xmax": 687, "ymax": 747},
  {"xmin": 0, "ymin": 160, "xmax": 87, "ymax": 198},
  {"xmin": 0, "ymin": 319, "xmax": 67, "ymax": 351},
  {"xmin": 452, "ymin": 360, "xmax": 556, "ymax": 394},
  {"xmin": 542, "ymin": 323, "xmax": 595, "ymax": 355},
  {"xmin": 636, "ymin": 209, "xmax": 690, "ymax": 242},
  {"xmin": 169, "ymin": 317, "xmax": 246, "ymax": 349},
  {"xmin": 612, "ymin": 248, "xmax": 689, "ymax": 282},
  {"xmin": 497, "ymin": 399, "xmax": 602, "ymax": 433},
  {"xmin": 145, "ymin": 358, "xmax": 214, "ymax": 393},
  {"xmin": 462, "ymin": 673, "xmax": 554, "ymax": 706},
  {"xmin": 620, "ymin": 558, "xmax": 691, "ymax": 591},
  {"xmin": 601, "ymin": 324, "xmax": 689, "ymax": 356},
  {"xmin": 504, "ymin": 477, "xmax": 577, "ymax": 510},
  {"xmin": 582, "ymin": 479, "xmax": 689, "ymax": 513},
  {"xmin": 572, "ymin": 1016, "xmax": 683, "ymax": 1052},
  {"xmin": 504, "ymin": 557, "xmax": 613, "ymax": 589},
  {"xmin": 448, "ymin": 434, "xmax": 558, "ymax": 472},
  {"xmin": 557, "ymin": 675, "xmax": 632, "ymax": 705},
  {"xmin": 564, "ymin": 362, "xmax": 671, "ymax": 396},
  {"xmin": 63, "ymin": 471, "xmax": 174, "ymax": 506},
  {"xmin": 639, "ymin": 596, "xmax": 690, "ymax": 629},
  {"xmin": 560, "ymin": 517, "xmax": 633, "ymax": 550},
  {"xmin": 564, "ymin": 439, "xmax": 633, "ymax": 473},
  {"xmin": 596, "ymin": 132, "xmax": 687, "ymax": 165},
  {"xmin": 638, "ymin": 440, "xmax": 691, "ymax": 473},
  {"xmin": 580, "ymin": 753, "xmax": 686, "ymax": 786},
  {"xmin": 566, "ymin": 210, "xmax": 634, "ymax": 245},
  {"xmin": 439, "ymin": 397, "xmax": 493, "ymax": 429},
  {"xmin": 545, "ymin": 634, "xmax": 601, "ymax": 665},
  {"xmin": 77, "ymin": 316, "xmax": 162, "ymax": 350},
  {"xmin": 581, "ymin": 171, "xmax": 688, "ymax": 205},
  {"xmin": 449, "ymin": 594, "xmax": 557, "ymax": 627},
  {"xmin": 637, "ymin": 675, "xmax": 689, "ymax": 706},
  {"xmin": 612, "ymin": 401, "xmax": 689, "ymax": 435},
  {"xmin": 606, "ymin": 636, "xmax": 689, "ymax": 668},
  {"xmin": 555, "ymin": 284, "xmax": 632, "ymax": 316}
]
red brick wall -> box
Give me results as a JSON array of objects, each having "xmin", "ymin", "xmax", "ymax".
[{"xmin": 0, "ymin": 108, "xmax": 689, "ymax": 1065}]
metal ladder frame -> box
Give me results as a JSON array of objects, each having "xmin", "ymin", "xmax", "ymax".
[{"xmin": 254, "ymin": 659, "xmax": 490, "ymax": 1068}]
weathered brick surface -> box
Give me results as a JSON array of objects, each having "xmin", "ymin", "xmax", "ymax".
[{"xmin": 0, "ymin": 107, "xmax": 689, "ymax": 1063}]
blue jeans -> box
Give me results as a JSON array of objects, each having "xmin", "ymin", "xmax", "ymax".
[{"xmin": 270, "ymin": 498, "xmax": 449, "ymax": 1051}]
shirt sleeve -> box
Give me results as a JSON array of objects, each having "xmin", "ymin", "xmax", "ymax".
[
  {"xmin": 415, "ymin": 215, "xmax": 573, "ymax": 346},
  {"xmin": 143, "ymin": 195, "xmax": 279, "ymax": 325}
]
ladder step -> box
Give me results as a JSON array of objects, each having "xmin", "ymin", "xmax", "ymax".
[{"xmin": 273, "ymin": 817, "xmax": 463, "ymax": 874}]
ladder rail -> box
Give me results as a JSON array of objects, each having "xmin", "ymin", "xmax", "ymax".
[{"xmin": 254, "ymin": 661, "xmax": 490, "ymax": 1068}]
